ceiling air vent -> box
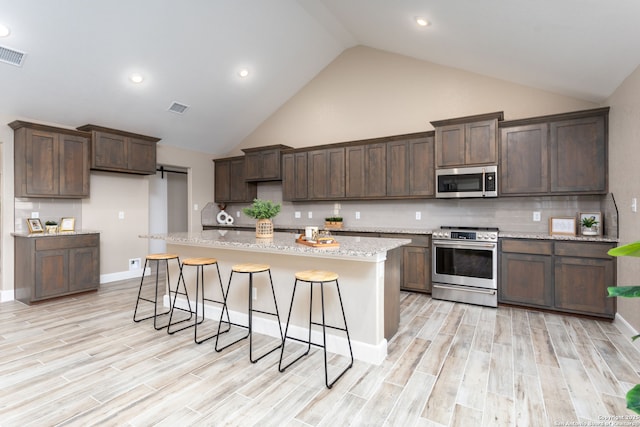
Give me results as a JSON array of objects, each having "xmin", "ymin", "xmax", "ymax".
[
  {"xmin": 0, "ymin": 45, "xmax": 26, "ymax": 67},
  {"xmin": 168, "ymin": 102, "xmax": 189, "ymax": 114}
]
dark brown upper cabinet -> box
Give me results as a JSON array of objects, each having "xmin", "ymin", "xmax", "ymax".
[
  {"xmin": 431, "ymin": 112, "xmax": 503, "ymax": 168},
  {"xmin": 499, "ymin": 107, "xmax": 608, "ymax": 196},
  {"xmin": 213, "ymin": 156, "xmax": 257, "ymax": 203},
  {"xmin": 500, "ymin": 123, "xmax": 549, "ymax": 195},
  {"xmin": 387, "ymin": 135, "xmax": 435, "ymax": 197},
  {"xmin": 242, "ymin": 145, "xmax": 291, "ymax": 182},
  {"xmin": 282, "ymin": 151, "xmax": 308, "ymax": 201},
  {"xmin": 77, "ymin": 124, "xmax": 160, "ymax": 175},
  {"xmin": 10, "ymin": 121, "xmax": 91, "ymax": 198},
  {"xmin": 308, "ymin": 147, "xmax": 345, "ymax": 200},
  {"xmin": 345, "ymin": 142, "xmax": 386, "ymax": 198}
]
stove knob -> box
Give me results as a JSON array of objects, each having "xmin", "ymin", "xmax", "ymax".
[
  {"xmin": 479, "ymin": 234, "xmax": 486, "ymax": 240},
  {"xmin": 490, "ymin": 233, "xmax": 497, "ymax": 239}
]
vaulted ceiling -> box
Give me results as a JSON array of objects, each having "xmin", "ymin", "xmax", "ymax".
[{"xmin": 1, "ymin": 0, "xmax": 638, "ymax": 155}]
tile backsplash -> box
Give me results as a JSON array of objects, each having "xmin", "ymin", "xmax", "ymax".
[
  {"xmin": 15, "ymin": 198, "xmax": 83, "ymax": 233},
  {"xmin": 204, "ymin": 182, "xmax": 619, "ymax": 238}
]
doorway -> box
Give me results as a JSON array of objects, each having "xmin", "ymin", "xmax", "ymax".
[{"xmin": 148, "ymin": 165, "xmax": 188, "ymax": 254}]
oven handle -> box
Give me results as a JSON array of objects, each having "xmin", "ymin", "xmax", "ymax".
[
  {"xmin": 432, "ymin": 241, "xmax": 496, "ymax": 249},
  {"xmin": 433, "ymin": 284, "xmax": 497, "ymax": 295},
  {"xmin": 482, "ymin": 167, "xmax": 486, "ymax": 197}
]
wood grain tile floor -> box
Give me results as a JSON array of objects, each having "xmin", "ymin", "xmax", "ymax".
[{"xmin": 1, "ymin": 278, "xmax": 639, "ymax": 426}]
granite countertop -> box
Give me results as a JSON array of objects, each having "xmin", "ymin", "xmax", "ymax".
[
  {"xmin": 202, "ymin": 223, "xmax": 618, "ymax": 242},
  {"xmin": 12, "ymin": 230, "xmax": 100, "ymax": 238},
  {"xmin": 142, "ymin": 230, "xmax": 411, "ymax": 261},
  {"xmin": 499, "ymin": 231, "xmax": 618, "ymax": 243}
]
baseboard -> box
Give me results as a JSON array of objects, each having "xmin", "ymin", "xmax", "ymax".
[
  {"xmin": 166, "ymin": 295, "xmax": 388, "ymax": 365},
  {"xmin": 614, "ymin": 312, "xmax": 640, "ymax": 352},
  {"xmin": 100, "ymin": 267, "xmax": 150, "ymax": 284}
]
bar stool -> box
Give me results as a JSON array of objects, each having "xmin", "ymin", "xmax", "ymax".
[
  {"xmin": 215, "ymin": 263, "xmax": 283, "ymax": 363},
  {"xmin": 133, "ymin": 253, "xmax": 191, "ymax": 330},
  {"xmin": 278, "ymin": 270, "xmax": 354, "ymax": 389},
  {"xmin": 168, "ymin": 257, "xmax": 230, "ymax": 344}
]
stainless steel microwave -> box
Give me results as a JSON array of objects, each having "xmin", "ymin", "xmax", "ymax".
[{"xmin": 435, "ymin": 165, "xmax": 498, "ymax": 198}]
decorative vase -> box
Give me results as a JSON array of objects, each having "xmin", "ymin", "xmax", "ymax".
[
  {"xmin": 256, "ymin": 218, "xmax": 274, "ymax": 238},
  {"xmin": 582, "ymin": 226, "xmax": 597, "ymax": 236},
  {"xmin": 46, "ymin": 225, "xmax": 58, "ymax": 234}
]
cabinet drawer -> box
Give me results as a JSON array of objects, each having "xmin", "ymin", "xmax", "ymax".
[
  {"xmin": 554, "ymin": 242, "xmax": 615, "ymax": 259},
  {"xmin": 36, "ymin": 234, "xmax": 99, "ymax": 251},
  {"xmin": 501, "ymin": 239, "xmax": 552, "ymax": 255},
  {"xmin": 380, "ymin": 233, "xmax": 430, "ymax": 247}
]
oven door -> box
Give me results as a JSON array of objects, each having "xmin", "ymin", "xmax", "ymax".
[{"xmin": 432, "ymin": 240, "xmax": 497, "ymax": 289}]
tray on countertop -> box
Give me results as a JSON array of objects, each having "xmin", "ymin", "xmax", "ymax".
[{"xmin": 295, "ymin": 235, "xmax": 340, "ymax": 248}]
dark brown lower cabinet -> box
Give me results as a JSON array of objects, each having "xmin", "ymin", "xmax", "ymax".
[
  {"xmin": 500, "ymin": 239, "xmax": 615, "ymax": 318},
  {"xmin": 15, "ymin": 233, "xmax": 100, "ymax": 304}
]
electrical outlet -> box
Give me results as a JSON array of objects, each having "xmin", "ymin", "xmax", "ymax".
[
  {"xmin": 252, "ymin": 287, "xmax": 257, "ymax": 300},
  {"xmin": 31, "ymin": 212, "xmax": 39, "ymax": 219},
  {"xmin": 118, "ymin": 211, "xmax": 125, "ymax": 220},
  {"xmin": 295, "ymin": 211, "xmax": 301, "ymax": 219},
  {"xmin": 193, "ymin": 203, "xmax": 199, "ymax": 211},
  {"xmin": 308, "ymin": 211, "xmax": 313, "ymax": 219},
  {"xmin": 633, "ymin": 198, "xmax": 637, "ymax": 213},
  {"xmin": 355, "ymin": 211, "xmax": 360, "ymax": 220},
  {"xmin": 533, "ymin": 211, "xmax": 541, "ymax": 222},
  {"xmin": 415, "ymin": 211, "xmax": 421, "ymax": 220},
  {"xmin": 334, "ymin": 203, "xmax": 341, "ymax": 210},
  {"xmin": 129, "ymin": 258, "xmax": 141, "ymax": 271}
]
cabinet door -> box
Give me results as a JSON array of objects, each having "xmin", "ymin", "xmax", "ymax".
[
  {"xmin": 409, "ymin": 136, "xmax": 435, "ymax": 196},
  {"xmin": 261, "ymin": 149, "xmax": 281, "ymax": 180},
  {"xmin": 550, "ymin": 115, "xmax": 606, "ymax": 193},
  {"xmin": 308, "ymin": 149, "xmax": 328, "ymax": 199},
  {"xmin": 500, "ymin": 123, "xmax": 549, "ymax": 195},
  {"xmin": 214, "ymin": 160, "xmax": 231, "ymax": 202},
  {"xmin": 92, "ymin": 131, "xmax": 128, "ymax": 170},
  {"xmin": 403, "ymin": 246, "xmax": 431, "ymax": 293},
  {"xmin": 386, "ymin": 141, "xmax": 409, "ymax": 196},
  {"xmin": 465, "ymin": 119, "xmax": 497, "ymax": 165},
  {"xmin": 499, "ymin": 252, "xmax": 553, "ymax": 307},
  {"xmin": 554, "ymin": 256, "xmax": 615, "ymax": 317},
  {"xmin": 345, "ymin": 145, "xmax": 366, "ymax": 198},
  {"xmin": 326, "ymin": 148, "xmax": 345, "ymax": 198},
  {"xmin": 59, "ymin": 133, "xmax": 90, "ymax": 197},
  {"xmin": 244, "ymin": 151, "xmax": 262, "ymax": 181},
  {"xmin": 25, "ymin": 129, "xmax": 59, "ymax": 196},
  {"xmin": 436, "ymin": 124, "xmax": 465, "ymax": 167},
  {"xmin": 229, "ymin": 158, "xmax": 256, "ymax": 202},
  {"xmin": 366, "ymin": 143, "xmax": 387, "ymax": 197},
  {"xmin": 293, "ymin": 152, "xmax": 308, "ymax": 199},
  {"xmin": 35, "ymin": 249, "xmax": 69, "ymax": 299},
  {"xmin": 128, "ymin": 137, "xmax": 157, "ymax": 174},
  {"xmin": 69, "ymin": 246, "xmax": 100, "ymax": 292}
]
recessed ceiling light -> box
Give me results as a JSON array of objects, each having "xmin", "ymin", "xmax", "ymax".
[
  {"xmin": 129, "ymin": 73, "xmax": 144, "ymax": 84},
  {"xmin": 238, "ymin": 68, "xmax": 249, "ymax": 78},
  {"xmin": 415, "ymin": 17, "xmax": 430, "ymax": 27},
  {"xmin": 0, "ymin": 24, "xmax": 10, "ymax": 38}
]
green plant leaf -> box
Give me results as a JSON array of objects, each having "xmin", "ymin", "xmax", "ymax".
[
  {"xmin": 608, "ymin": 241, "xmax": 640, "ymax": 257},
  {"xmin": 632, "ymin": 334, "xmax": 640, "ymax": 342},
  {"xmin": 607, "ymin": 286, "xmax": 640, "ymax": 298},
  {"xmin": 627, "ymin": 384, "xmax": 640, "ymax": 414}
]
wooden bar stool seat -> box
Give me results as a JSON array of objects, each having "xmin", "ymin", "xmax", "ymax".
[
  {"xmin": 215, "ymin": 263, "xmax": 283, "ymax": 363},
  {"xmin": 133, "ymin": 253, "xmax": 191, "ymax": 330},
  {"xmin": 167, "ymin": 257, "xmax": 230, "ymax": 343},
  {"xmin": 279, "ymin": 269, "xmax": 353, "ymax": 388}
]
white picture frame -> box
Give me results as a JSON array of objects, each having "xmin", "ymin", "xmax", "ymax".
[{"xmin": 549, "ymin": 216, "xmax": 576, "ymax": 236}]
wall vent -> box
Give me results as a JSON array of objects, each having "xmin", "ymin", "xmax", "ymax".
[
  {"xmin": 0, "ymin": 45, "xmax": 26, "ymax": 67},
  {"xmin": 168, "ymin": 102, "xmax": 189, "ymax": 114}
]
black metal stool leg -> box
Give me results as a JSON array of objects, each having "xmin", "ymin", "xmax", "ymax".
[
  {"xmin": 216, "ymin": 271, "xmax": 249, "ymax": 351},
  {"xmin": 167, "ymin": 262, "xmax": 196, "ymax": 334},
  {"xmin": 133, "ymin": 258, "xmax": 172, "ymax": 329},
  {"xmin": 279, "ymin": 278, "xmax": 313, "ymax": 372},
  {"xmin": 323, "ymin": 279, "xmax": 354, "ymax": 388}
]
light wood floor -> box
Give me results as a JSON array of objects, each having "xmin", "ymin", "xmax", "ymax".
[{"xmin": 1, "ymin": 277, "xmax": 639, "ymax": 426}]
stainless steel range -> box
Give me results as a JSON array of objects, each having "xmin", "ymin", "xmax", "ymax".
[{"xmin": 431, "ymin": 226, "xmax": 498, "ymax": 307}]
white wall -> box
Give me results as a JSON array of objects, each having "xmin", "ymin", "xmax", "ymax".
[
  {"xmin": 606, "ymin": 64, "xmax": 640, "ymax": 330},
  {"xmin": 237, "ymin": 46, "xmax": 596, "ymax": 153}
]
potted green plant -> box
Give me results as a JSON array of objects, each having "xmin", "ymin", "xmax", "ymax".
[
  {"xmin": 324, "ymin": 216, "xmax": 343, "ymax": 229},
  {"xmin": 607, "ymin": 241, "xmax": 640, "ymax": 414},
  {"xmin": 242, "ymin": 199, "xmax": 281, "ymax": 238},
  {"xmin": 45, "ymin": 220, "xmax": 58, "ymax": 234},
  {"xmin": 581, "ymin": 216, "xmax": 599, "ymax": 235}
]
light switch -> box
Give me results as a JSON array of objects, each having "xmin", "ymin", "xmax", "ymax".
[
  {"xmin": 308, "ymin": 211, "xmax": 313, "ymax": 219},
  {"xmin": 118, "ymin": 211, "xmax": 125, "ymax": 220},
  {"xmin": 533, "ymin": 211, "xmax": 541, "ymax": 221},
  {"xmin": 355, "ymin": 212, "xmax": 360, "ymax": 220},
  {"xmin": 294, "ymin": 211, "xmax": 301, "ymax": 219}
]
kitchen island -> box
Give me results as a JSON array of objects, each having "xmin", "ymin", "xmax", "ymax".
[{"xmin": 142, "ymin": 230, "xmax": 410, "ymax": 364}]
